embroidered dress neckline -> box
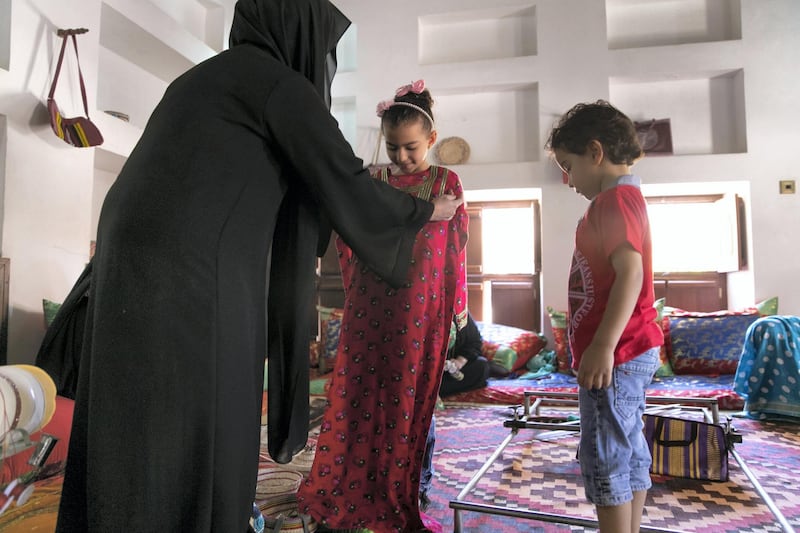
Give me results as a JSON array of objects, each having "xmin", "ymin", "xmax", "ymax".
[{"xmin": 381, "ymin": 167, "xmax": 439, "ymax": 200}]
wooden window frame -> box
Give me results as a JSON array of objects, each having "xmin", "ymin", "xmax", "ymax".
[
  {"xmin": 466, "ymin": 200, "xmax": 542, "ymax": 331},
  {"xmin": 646, "ymin": 193, "xmax": 747, "ymax": 311}
]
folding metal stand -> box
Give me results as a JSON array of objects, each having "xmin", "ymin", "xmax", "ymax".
[{"xmin": 449, "ymin": 392, "xmax": 796, "ymax": 533}]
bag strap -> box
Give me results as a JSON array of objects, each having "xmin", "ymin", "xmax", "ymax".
[
  {"xmin": 49, "ymin": 34, "xmax": 91, "ymax": 118},
  {"xmin": 653, "ymin": 416, "xmax": 699, "ymax": 447}
]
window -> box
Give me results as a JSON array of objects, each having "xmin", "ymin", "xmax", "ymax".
[
  {"xmin": 646, "ymin": 193, "xmax": 745, "ymax": 273},
  {"xmin": 645, "ymin": 192, "xmax": 747, "ymax": 311},
  {"xmin": 481, "ymin": 205, "xmax": 536, "ymax": 275},
  {"xmin": 466, "ymin": 200, "xmax": 541, "ymax": 331}
]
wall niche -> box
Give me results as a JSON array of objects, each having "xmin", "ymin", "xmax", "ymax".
[
  {"xmin": 0, "ymin": 0, "xmax": 9, "ymax": 71},
  {"xmin": 610, "ymin": 69, "xmax": 746, "ymax": 155},
  {"xmin": 606, "ymin": 0, "xmax": 742, "ymax": 50},
  {"xmin": 419, "ymin": 5, "xmax": 537, "ymax": 65},
  {"xmin": 435, "ymin": 83, "xmax": 540, "ymax": 164}
]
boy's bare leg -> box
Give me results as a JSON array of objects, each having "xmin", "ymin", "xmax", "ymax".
[
  {"xmin": 630, "ymin": 490, "xmax": 647, "ymax": 532},
  {"xmin": 596, "ymin": 489, "xmax": 647, "ymax": 533},
  {"xmin": 597, "ymin": 502, "xmax": 632, "ymax": 533}
]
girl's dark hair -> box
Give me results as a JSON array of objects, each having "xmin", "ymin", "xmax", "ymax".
[
  {"xmin": 545, "ymin": 100, "xmax": 643, "ymax": 165},
  {"xmin": 381, "ymin": 89, "xmax": 435, "ymax": 133}
]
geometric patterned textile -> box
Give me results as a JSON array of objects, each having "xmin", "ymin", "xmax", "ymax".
[
  {"xmin": 250, "ymin": 401, "xmax": 798, "ymax": 532},
  {"xmin": 445, "ymin": 371, "xmax": 745, "ymax": 410},
  {"xmin": 665, "ymin": 313, "xmax": 760, "ymax": 375},
  {"xmin": 10, "ymin": 402, "xmax": 796, "ymax": 532},
  {"xmin": 475, "ymin": 321, "xmax": 548, "ymax": 373},
  {"xmin": 429, "ymin": 405, "xmax": 800, "ymax": 532}
]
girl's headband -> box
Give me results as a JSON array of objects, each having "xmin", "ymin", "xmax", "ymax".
[{"xmin": 376, "ymin": 79, "xmax": 435, "ymax": 129}]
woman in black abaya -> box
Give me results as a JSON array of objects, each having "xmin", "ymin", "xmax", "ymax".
[{"xmin": 54, "ymin": 1, "xmax": 461, "ymax": 531}]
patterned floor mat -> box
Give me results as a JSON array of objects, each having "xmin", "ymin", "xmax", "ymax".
[
  {"xmin": 430, "ymin": 404, "xmax": 800, "ymax": 532},
  {"xmin": 255, "ymin": 401, "xmax": 799, "ymax": 532}
]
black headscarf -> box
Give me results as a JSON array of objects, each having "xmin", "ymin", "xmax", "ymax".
[{"xmin": 229, "ymin": 0, "xmax": 350, "ymax": 108}]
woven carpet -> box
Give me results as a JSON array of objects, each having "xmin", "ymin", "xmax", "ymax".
[
  {"xmin": 255, "ymin": 401, "xmax": 800, "ymax": 533},
  {"xmin": 426, "ymin": 404, "xmax": 800, "ymax": 532}
]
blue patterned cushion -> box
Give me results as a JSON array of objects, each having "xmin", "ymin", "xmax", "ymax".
[
  {"xmin": 316, "ymin": 306, "xmax": 344, "ymax": 374},
  {"xmin": 665, "ymin": 312, "xmax": 760, "ymax": 375},
  {"xmin": 319, "ymin": 315, "xmax": 342, "ymax": 374}
]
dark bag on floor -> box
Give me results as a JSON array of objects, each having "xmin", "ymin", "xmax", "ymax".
[
  {"xmin": 644, "ymin": 413, "xmax": 730, "ymax": 481},
  {"xmin": 47, "ymin": 33, "xmax": 104, "ymax": 148}
]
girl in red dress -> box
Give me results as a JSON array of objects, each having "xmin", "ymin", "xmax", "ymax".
[{"xmin": 298, "ymin": 80, "xmax": 468, "ymax": 532}]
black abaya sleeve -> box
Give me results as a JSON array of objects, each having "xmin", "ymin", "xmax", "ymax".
[
  {"xmin": 34, "ymin": 259, "xmax": 93, "ymax": 399},
  {"xmin": 267, "ymin": 188, "xmax": 318, "ymax": 463},
  {"xmin": 262, "ymin": 75, "xmax": 434, "ymax": 464},
  {"xmin": 263, "ymin": 75, "xmax": 433, "ymax": 288}
]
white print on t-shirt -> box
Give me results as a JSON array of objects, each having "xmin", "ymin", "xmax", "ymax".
[{"xmin": 568, "ymin": 249, "xmax": 594, "ymax": 344}]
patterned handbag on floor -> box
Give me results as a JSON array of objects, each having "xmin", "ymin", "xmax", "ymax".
[
  {"xmin": 47, "ymin": 32, "xmax": 104, "ymax": 148},
  {"xmin": 644, "ymin": 414, "xmax": 734, "ymax": 481}
]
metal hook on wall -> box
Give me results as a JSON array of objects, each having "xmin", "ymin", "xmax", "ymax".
[{"xmin": 56, "ymin": 28, "xmax": 89, "ymax": 37}]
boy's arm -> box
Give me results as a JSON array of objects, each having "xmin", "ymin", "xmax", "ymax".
[{"xmin": 577, "ymin": 243, "xmax": 643, "ymax": 389}]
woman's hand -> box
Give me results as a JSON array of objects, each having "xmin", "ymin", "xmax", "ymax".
[{"xmin": 430, "ymin": 194, "xmax": 464, "ymax": 221}]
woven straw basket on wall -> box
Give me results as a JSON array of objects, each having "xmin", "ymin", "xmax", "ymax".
[{"xmin": 434, "ymin": 136, "xmax": 470, "ymax": 165}]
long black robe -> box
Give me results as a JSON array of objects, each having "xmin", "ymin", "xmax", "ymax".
[
  {"xmin": 35, "ymin": 259, "xmax": 92, "ymax": 399},
  {"xmin": 55, "ymin": 1, "xmax": 433, "ymax": 531}
]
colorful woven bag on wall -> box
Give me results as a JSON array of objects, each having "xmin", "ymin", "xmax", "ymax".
[{"xmin": 47, "ymin": 31, "xmax": 104, "ymax": 148}]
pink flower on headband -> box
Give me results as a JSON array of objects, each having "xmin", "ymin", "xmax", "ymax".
[
  {"xmin": 395, "ymin": 79, "xmax": 425, "ymax": 97},
  {"xmin": 376, "ymin": 100, "xmax": 394, "ymax": 117}
]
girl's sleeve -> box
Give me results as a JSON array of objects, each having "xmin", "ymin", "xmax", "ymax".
[
  {"xmin": 263, "ymin": 76, "xmax": 433, "ymax": 288},
  {"xmin": 442, "ymin": 170, "xmax": 469, "ymax": 329},
  {"xmin": 334, "ymin": 233, "xmax": 355, "ymax": 298}
]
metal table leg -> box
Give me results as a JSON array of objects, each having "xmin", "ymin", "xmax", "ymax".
[{"xmin": 731, "ymin": 448, "xmax": 796, "ymax": 533}]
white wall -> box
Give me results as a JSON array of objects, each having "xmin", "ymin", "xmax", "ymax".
[
  {"xmin": 0, "ymin": 0, "xmax": 102, "ymax": 364},
  {"xmin": 1, "ymin": 0, "xmax": 798, "ymax": 365},
  {"xmin": 331, "ymin": 0, "xmax": 800, "ymax": 325},
  {"xmin": 0, "ymin": 0, "xmax": 235, "ymax": 364}
]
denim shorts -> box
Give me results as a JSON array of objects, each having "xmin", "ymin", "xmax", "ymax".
[{"xmin": 578, "ymin": 347, "xmax": 660, "ymax": 506}]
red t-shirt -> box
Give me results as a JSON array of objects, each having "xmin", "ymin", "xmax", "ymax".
[{"xmin": 567, "ymin": 179, "xmax": 663, "ymax": 370}]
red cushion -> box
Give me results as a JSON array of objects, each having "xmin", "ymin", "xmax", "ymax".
[
  {"xmin": 1, "ymin": 396, "xmax": 73, "ymax": 484},
  {"xmin": 509, "ymin": 332, "xmax": 548, "ymax": 372}
]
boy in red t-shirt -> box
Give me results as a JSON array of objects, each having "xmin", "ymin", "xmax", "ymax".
[{"xmin": 546, "ymin": 100, "xmax": 664, "ymax": 533}]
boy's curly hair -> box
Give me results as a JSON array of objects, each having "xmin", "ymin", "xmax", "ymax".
[{"xmin": 545, "ymin": 100, "xmax": 643, "ymax": 165}]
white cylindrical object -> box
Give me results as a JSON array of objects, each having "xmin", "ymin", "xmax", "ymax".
[{"xmin": 0, "ymin": 365, "xmax": 57, "ymax": 438}]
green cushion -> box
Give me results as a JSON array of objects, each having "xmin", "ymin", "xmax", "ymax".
[
  {"xmin": 491, "ymin": 346, "xmax": 517, "ymax": 371},
  {"xmin": 43, "ymin": 299, "xmax": 62, "ymax": 327},
  {"xmin": 756, "ymin": 296, "xmax": 778, "ymax": 316}
]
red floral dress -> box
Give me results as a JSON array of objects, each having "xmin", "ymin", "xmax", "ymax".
[{"xmin": 297, "ymin": 166, "xmax": 468, "ymax": 532}]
